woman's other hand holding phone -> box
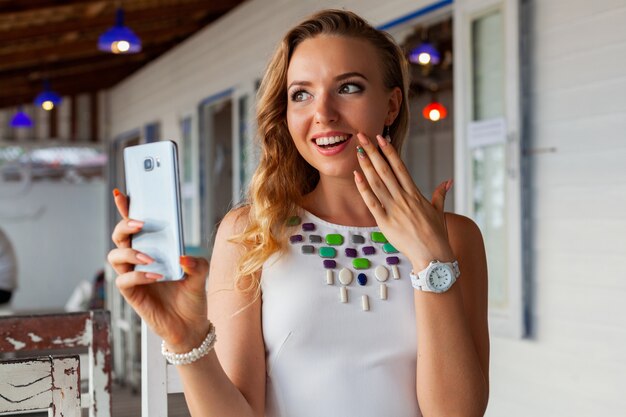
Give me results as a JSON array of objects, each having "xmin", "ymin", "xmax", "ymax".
[{"xmin": 107, "ymin": 188, "xmax": 211, "ymax": 352}]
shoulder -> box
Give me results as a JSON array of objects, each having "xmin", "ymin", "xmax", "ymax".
[
  {"xmin": 215, "ymin": 204, "xmax": 252, "ymax": 240},
  {"xmin": 443, "ymin": 212, "xmax": 487, "ymax": 280},
  {"xmin": 444, "ymin": 212, "xmax": 484, "ymax": 249}
]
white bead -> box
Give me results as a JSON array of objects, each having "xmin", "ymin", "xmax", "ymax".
[
  {"xmin": 338, "ymin": 268, "xmax": 353, "ymax": 285},
  {"xmin": 326, "ymin": 270, "xmax": 334, "ymax": 285},
  {"xmin": 380, "ymin": 283, "xmax": 387, "ymax": 300},
  {"xmin": 392, "ymin": 265, "xmax": 400, "ymax": 279},
  {"xmin": 361, "ymin": 295, "xmax": 370, "ymax": 311},
  {"xmin": 161, "ymin": 323, "xmax": 217, "ymax": 366},
  {"xmin": 375, "ymin": 265, "xmax": 389, "ymax": 282},
  {"xmin": 340, "ymin": 286, "xmax": 348, "ymax": 303}
]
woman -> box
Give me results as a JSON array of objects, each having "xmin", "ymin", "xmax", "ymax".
[{"xmin": 109, "ymin": 9, "xmax": 489, "ymax": 417}]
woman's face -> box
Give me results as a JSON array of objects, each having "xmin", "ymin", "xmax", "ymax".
[{"xmin": 286, "ymin": 35, "xmax": 401, "ymax": 179}]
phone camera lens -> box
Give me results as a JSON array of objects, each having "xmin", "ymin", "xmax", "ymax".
[{"xmin": 144, "ymin": 157, "xmax": 154, "ymax": 171}]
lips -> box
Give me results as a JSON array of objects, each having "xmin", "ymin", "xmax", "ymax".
[
  {"xmin": 311, "ymin": 133, "xmax": 353, "ymax": 156},
  {"xmin": 314, "ymin": 135, "xmax": 350, "ymax": 147}
]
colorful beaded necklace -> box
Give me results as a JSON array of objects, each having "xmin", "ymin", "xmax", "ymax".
[{"xmin": 287, "ymin": 215, "xmax": 402, "ymax": 312}]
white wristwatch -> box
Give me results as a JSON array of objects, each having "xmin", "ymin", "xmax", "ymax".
[{"xmin": 410, "ymin": 260, "xmax": 460, "ymax": 293}]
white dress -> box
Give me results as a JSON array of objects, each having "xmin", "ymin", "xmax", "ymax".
[{"xmin": 261, "ymin": 209, "xmax": 422, "ymax": 417}]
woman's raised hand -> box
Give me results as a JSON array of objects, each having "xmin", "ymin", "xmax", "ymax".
[
  {"xmin": 353, "ymin": 133, "xmax": 454, "ymax": 272},
  {"xmin": 107, "ymin": 189, "xmax": 211, "ymax": 351}
]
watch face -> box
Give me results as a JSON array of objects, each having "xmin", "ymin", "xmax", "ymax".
[{"xmin": 427, "ymin": 264, "xmax": 453, "ymax": 292}]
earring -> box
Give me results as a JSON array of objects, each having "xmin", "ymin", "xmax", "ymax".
[{"xmin": 382, "ymin": 125, "xmax": 392, "ymax": 143}]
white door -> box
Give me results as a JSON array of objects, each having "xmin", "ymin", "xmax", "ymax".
[{"xmin": 453, "ymin": 0, "xmax": 524, "ymax": 338}]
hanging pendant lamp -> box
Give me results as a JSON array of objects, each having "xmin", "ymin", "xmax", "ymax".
[
  {"xmin": 98, "ymin": 8, "xmax": 142, "ymax": 54},
  {"xmin": 34, "ymin": 80, "xmax": 62, "ymax": 111},
  {"xmin": 422, "ymin": 102, "xmax": 447, "ymax": 122},
  {"xmin": 409, "ymin": 42, "xmax": 441, "ymax": 66},
  {"xmin": 10, "ymin": 107, "xmax": 33, "ymax": 128}
]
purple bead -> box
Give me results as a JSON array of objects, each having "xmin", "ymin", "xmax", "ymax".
[
  {"xmin": 345, "ymin": 248, "xmax": 357, "ymax": 258},
  {"xmin": 323, "ymin": 260, "xmax": 337, "ymax": 269},
  {"xmin": 362, "ymin": 246, "xmax": 375, "ymax": 255},
  {"xmin": 302, "ymin": 222, "xmax": 316, "ymax": 231},
  {"xmin": 386, "ymin": 256, "xmax": 399, "ymax": 265},
  {"xmin": 290, "ymin": 234, "xmax": 303, "ymax": 243}
]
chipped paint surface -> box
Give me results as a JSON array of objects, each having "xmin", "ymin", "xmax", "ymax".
[
  {"xmin": 4, "ymin": 337, "xmax": 25, "ymax": 350},
  {"xmin": 27, "ymin": 332, "xmax": 43, "ymax": 342},
  {"xmin": 0, "ymin": 356, "xmax": 81, "ymax": 416},
  {"xmin": 52, "ymin": 318, "xmax": 92, "ymax": 348},
  {"xmin": 0, "ymin": 310, "xmax": 112, "ymax": 416}
]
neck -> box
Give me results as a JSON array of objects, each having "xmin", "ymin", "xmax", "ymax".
[{"xmin": 301, "ymin": 174, "xmax": 377, "ymax": 227}]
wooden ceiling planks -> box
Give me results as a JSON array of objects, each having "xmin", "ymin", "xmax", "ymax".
[{"xmin": 0, "ymin": 0, "xmax": 244, "ymax": 108}]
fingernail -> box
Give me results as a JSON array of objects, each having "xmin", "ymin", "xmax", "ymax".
[
  {"xmin": 113, "ymin": 188, "xmax": 121, "ymax": 197},
  {"xmin": 356, "ymin": 146, "xmax": 366, "ymax": 159},
  {"xmin": 353, "ymin": 170, "xmax": 363, "ymax": 183},
  {"xmin": 357, "ymin": 133, "xmax": 368, "ymax": 145},
  {"xmin": 376, "ymin": 135, "xmax": 388, "ymax": 147},
  {"xmin": 446, "ymin": 179, "xmax": 453, "ymax": 191},
  {"xmin": 145, "ymin": 272, "xmax": 162, "ymax": 280},
  {"xmin": 128, "ymin": 220, "xmax": 144, "ymax": 228},
  {"xmin": 180, "ymin": 256, "xmax": 197, "ymax": 268},
  {"xmin": 136, "ymin": 253, "xmax": 154, "ymax": 264}
]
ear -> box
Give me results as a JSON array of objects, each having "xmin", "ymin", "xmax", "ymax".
[{"xmin": 385, "ymin": 87, "xmax": 403, "ymax": 125}]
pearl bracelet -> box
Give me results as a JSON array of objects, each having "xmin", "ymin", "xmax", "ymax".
[{"xmin": 161, "ymin": 323, "xmax": 217, "ymax": 366}]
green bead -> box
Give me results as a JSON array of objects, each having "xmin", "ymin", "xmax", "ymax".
[
  {"xmin": 382, "ymin": 243, "xmax": 398, "ymax": 253},
  {"xmin": 325, "ymin": 234, "xmax": 344, "ymax": 246},
  {"xmin": 352, "ymin": 258, "xmax": 370, "ymax": 269},
  {"xmin": 370, "ymin": 231, "xmax": 387, "ymax": 243},
  {"xmin": 287, "ymin": 215, "xmax": 301, "ymax": 226},
  {"xmin": 319, "ymin": 247, "xmax": 337, "ymax": 258}
]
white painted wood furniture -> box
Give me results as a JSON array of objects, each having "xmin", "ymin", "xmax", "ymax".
[
  {"xmin": 0, "ymin": 310, "xmax": 112, "ymax": 417},
  {"xmin": 141, "ymin": 321, "xmax": 184, "ymax": 417},
  {"xmin": 0, "ymin": 355, "xmax": 81, "ymax": 416},
  {"xmin": 105, "ymin": 262, "xmax": 142, "ymax": 391}
]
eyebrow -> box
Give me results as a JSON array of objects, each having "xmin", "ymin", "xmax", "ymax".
[{"xmin": 287, "ymin": 72, "xmax": 369, "ymax": 90}]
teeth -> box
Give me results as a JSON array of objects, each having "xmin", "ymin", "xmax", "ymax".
[{"xmin": 315, "ymin": 135, "xmax": 349, "ymax": 146}]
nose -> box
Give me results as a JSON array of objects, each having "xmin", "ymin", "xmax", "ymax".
[{"xmin": 314, "ymin": 91, "xmax": 338, "ymax": 125}]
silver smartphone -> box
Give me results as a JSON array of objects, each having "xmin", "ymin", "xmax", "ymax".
[{"xmin": 123, "ymin": 141, "xmax": 185, "ymax": 281}]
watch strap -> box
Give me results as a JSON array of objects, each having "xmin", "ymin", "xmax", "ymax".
[{"xmin": 410, "ymin": 260, "xmax": 460, "ymax": 292}]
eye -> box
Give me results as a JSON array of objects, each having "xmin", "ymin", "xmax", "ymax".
[
  {"xmin": 339, "ymin": 82, "xmax": 364, "ymax": 94},
  {"xmin": 290, "ymin": 90, "xmax": 312, "ymax": 102}
]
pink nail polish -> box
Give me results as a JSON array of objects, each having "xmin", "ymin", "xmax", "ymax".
[
  {"xmin": 145, "ymin": 272, "xmax": 162, "ymax": 280},
  {"xmin": 376, "ymin": 135, "xmax": 387, "ymax": 147},
  {"xmin": 136, "ymin": 253, "xmax": 153, "ymax": 264},
  {"xmin": 128, "ymin": 220, "xmax": 144, "ymax": 228}
]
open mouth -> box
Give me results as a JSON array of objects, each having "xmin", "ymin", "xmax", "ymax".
[{"xmin": 313, "ymin": 135, "xmax": 351, "ymax": 148}]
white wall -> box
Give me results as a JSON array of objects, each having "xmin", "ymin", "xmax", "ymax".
[
  {"xmin": 486, "ymin": 1, "xmax": 626, "ymax": 416},
  {"xmin": 0, "ymin": 180, "xmax": 106, "ymax": 310}
]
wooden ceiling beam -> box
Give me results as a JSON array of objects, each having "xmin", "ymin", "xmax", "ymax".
[
  {"xmin": 0, "ymin": 1, "xmax": 234, "ymax": 43},
  {"xmin": 0, "ymin": 46, "xmax": 168, "ymax": 91},
  {"xmin": 0, "ymin": 21, "xmax": 205, "ymax": 71},
  {"xmin": 0, "ymin": 0, "xmax": 91, "ymax": 14},
  {"xmin": 0, "ymin": 64, "xmax": 146, "ymax": 108}
]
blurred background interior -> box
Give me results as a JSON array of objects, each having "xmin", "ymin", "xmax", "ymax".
[{"xmin": 0, "ymin": 0, "xmax": 624, "ymax": 416}]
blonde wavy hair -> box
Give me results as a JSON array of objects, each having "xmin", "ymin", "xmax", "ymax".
[{"xmin": 230, "ymin": 9, "xmax": 410, "ymax": 295}]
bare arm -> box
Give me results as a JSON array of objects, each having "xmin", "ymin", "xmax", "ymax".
[
  {"xmin": 413, "ymin": 213, "xmax": 490, "ymax": 417},
  {"xmin": 177, "ymin": 207, "xmax": 266, "ymax": 417},
  {"xmin": 107, "ymin": 191, "xmax": 265, "ymax": 417},
  {"xmin": 352, "ymin": 132, "xmax": 489, "ymax": 416}
]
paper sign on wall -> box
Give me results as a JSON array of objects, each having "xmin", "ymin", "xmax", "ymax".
[{"xmin": 467, "ymin": 117, "xmax": 507, "ymax": 148}]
